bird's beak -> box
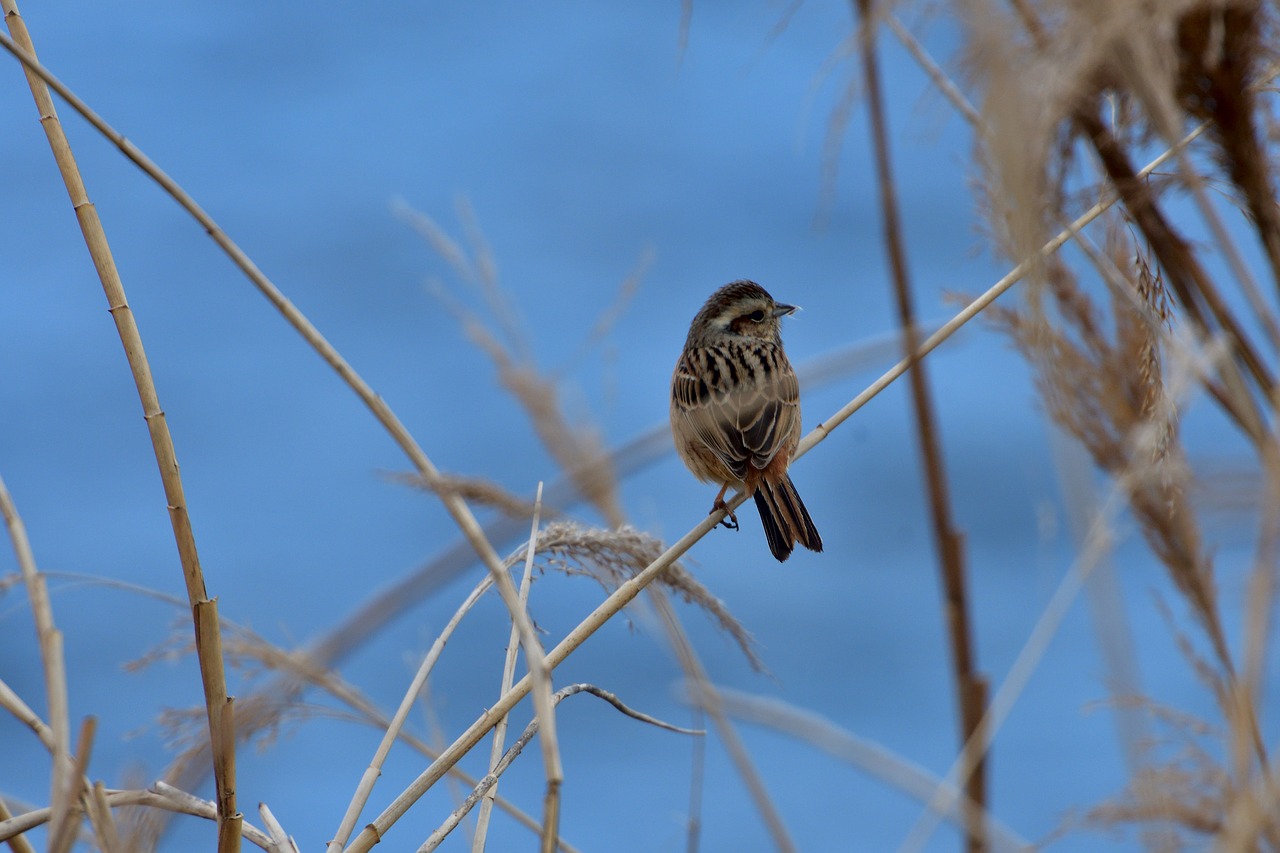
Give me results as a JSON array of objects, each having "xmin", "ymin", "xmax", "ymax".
[{"xmin": 773, "ymin": 303, "xmax": 798, "ymax": 317}]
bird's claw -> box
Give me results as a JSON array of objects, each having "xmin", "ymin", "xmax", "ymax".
[{"xmin": 711, "ymin": 499, "xmax": 739, "ymax": 531}]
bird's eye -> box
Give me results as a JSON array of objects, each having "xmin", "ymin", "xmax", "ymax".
[{"xmin": 747, "ymin": 310, "xmax": 766, "ymax": 322}]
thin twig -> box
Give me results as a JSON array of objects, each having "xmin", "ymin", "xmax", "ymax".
[
  {"xmin": 419, "ymin": 684, "xmax": 700, "ymax": 853},
  {"xmin": 474, "ymin": 484, "xmax": 545, "ymax": 852},
  {"xmin": 327, "ymin": 577, "xmax": 495, "ymax": 852}
]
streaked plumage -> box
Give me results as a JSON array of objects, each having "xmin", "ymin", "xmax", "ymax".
[{"xmin": 671, "ymin": 280, "xmax": 823, "ymax": 562}]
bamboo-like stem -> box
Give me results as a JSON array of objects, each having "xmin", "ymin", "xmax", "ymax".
[
  {"xmin": 328, "ymin": 577, "xmax": 495, "ymax": 852},
  {"xmin": 258, "ymin": 802, "xmax": 300, "ymax": 853},
  {"xmin": 855, "ymin": 5, "xmax": 986, "ymax": 849},
  {"xmin": 473, "ymin": 485, "xmax": 544, "ymax": 853},
  {"xmin": 0, "ymin": 799, "xmax": 36, "ymax": 853},
  {"xmin": 0, "ymin": 6, "xmax": 238, "ymax": 848},
  {"xmin": 0, "ymin": 785, "xmax": 285, "ymax": 850},
  {"xmin": 216, "ymin": 697, "xmax": 243, "ymax": 853},
  {"xmin": 521, "ymin": 486, "xmax": 563, "ymax": 853},
  {"xmin": 0, "ymin": 676, "xmax": 55, "ymax": 750},
  {"xmin": 0, "ymin": 473, "xmax": 71, "ymax": 851},
  {"xmin": 0, "ymin": 677, "xmax": 121, "ymax": 852},
  {"xmin": 48, "ymin": 716, "xmax": 95, "ymax": 853},
  {"xmin": 88, "ymin": 783, "xmax": 122, "ymax": 853}
]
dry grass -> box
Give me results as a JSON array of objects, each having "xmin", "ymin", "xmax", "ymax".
[
  {"xmin": 961, "ymin": 0, "xmax": 1280, "ymax": 847},
  {"xmin": 2, "ymin": 1, "xmax": 1279, "ymax": 851}
]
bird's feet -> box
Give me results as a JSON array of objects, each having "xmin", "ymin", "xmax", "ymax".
[{"xmin": 711, "ymin": 497, "xmax": 739, "ymax": 531}]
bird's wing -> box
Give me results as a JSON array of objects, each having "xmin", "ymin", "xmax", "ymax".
[{"xmin": 673, "ymin": 345, "xmax": 799, "ymax": 481}]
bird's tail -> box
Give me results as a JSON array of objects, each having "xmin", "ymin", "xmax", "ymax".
[{"xmin": 753, "ymin": 474, "xmax": 823, "ymax": 562}]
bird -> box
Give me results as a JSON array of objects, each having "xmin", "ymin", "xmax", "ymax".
[{"xmin": 670, "ymin": 280, "xmax": 823, "ymax": 562}]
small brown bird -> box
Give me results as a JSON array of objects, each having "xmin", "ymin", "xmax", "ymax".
[{"xmin": 670, "ymin": 280, "xmax": 823, "ymax": 562}]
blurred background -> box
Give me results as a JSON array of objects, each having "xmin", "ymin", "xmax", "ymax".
[{"xmin": 1, "ymin": 2, "xmax": 1269, "ymax": 851}]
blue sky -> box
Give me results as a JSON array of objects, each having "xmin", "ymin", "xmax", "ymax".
[{"xmin": 1, "ymin": 2, "xmax": 1266, "ymax": 851}]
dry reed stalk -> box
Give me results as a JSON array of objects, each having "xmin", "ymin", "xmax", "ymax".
[
  {"xmin": 88, "ymin": 782, "xmax": 122, "ymax": 853},
  {"xmin": 0, "ymin": 784, "xmax": 289, "ymax": 852},
  {"xmin": 473, "ymin": 485, "xmax": 544, "ymax": 853},
  {"xmin": 0, "ymin": 799, "xmax": 36, "ymax": 853},
  {"xmin": 326, "ymin": 577, "xmax": 495, "ymax": 852},
  {"xmin": 341, "ymin": 496, "xmax": 751, "ymax": 853},
  {"xmin": 47, "ymin": 716, "xmax": 95, "ymax": 853},
  {"xmin": 0, "ymin": 7, "xmax": 240, "ymax": 849},
  {"xmin": 0, "ymin": 473, "xmax": 72, "ymax": 849},
  {"xmin": 257, "ymin": 803, "xmax": 299, "ymax": 853},
  {"xmin": 204, "ymin": 611, "xmax": 573, "ymax": 852},
  {"xmin": 0, "ymin": 676, "xmax": 54, "ymax": 750},
  {"xmin": 855, "ymin": 4, "xmax": 987, "ymax": 850}
]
